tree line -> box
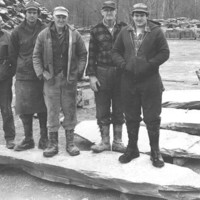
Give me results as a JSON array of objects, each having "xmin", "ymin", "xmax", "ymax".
[{"xmin": 38, "ymin": 0, "xmax": 200, "ymax": 27}]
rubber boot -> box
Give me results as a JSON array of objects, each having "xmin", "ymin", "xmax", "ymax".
[
  {"xmin": 147, "ymin": 122, "xmax": 164, "ymax": 168},
  {"xmin": 38, "ymin": 112, "xmax": 48, "ymax": 150},
  {"xmin": 119, "ymin": 123, "xmax": 140, "ymax": 164},
  {"xmin": 112, "ymin": 124, "xmax": 126, "ymax": 153},
  {"xmin": 43, "ymin": 132, "xmax": 58, "ymax": 157},
  {"xmin": 14, "ymin": 114, "xmax": 35, "ymax": 151},
  {"xmin": 65, "ymin": 130, "xmax": 80, "ymax": 156},
  {"xmin": 91, "ymin": 125, "xmax": 111, "ymax": 153}
]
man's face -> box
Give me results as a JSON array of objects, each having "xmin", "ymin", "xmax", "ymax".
[
  {"xmin": 101, "ymin": 7, "xmax": 116, "ymax": 21},
  {"xmin": 53, "ymin": 15, "xmax": 68, "ymax": 29},
  {"xmin": 26, "ymin": 9, "xmax": 38, "ymax": 24},
  {"xmin": 132, "ymin": 12, "xmax": 148, "ymax": 28}
]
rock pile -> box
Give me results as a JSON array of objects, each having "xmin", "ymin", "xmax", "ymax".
[{"xmin": 0, "ymin": 0, "xmax": 52, "ymax": 29}]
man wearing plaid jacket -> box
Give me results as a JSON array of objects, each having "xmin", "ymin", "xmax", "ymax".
[{"xmin": 86, "ymin": 0, "xmax": 126, "ymax": 153}]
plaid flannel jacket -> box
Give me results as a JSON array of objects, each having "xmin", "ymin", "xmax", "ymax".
[{"xmin": 86, "ymin": 21, "xmax": 126, "ymax": 76}]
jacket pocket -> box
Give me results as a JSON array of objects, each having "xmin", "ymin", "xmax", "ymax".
[
  {"xmin": 124, "ymin": 55, "xmax": 136, "ymax": 72},
  {"xmin": 135, "ymin": 57, "xmax": 150, "ymax": 74},
  {"xmin": 16, "ymin": 57, "xmax": 34, "ymax": 74}
]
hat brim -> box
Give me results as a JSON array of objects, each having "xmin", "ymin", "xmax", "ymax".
[
  {"xmin": 54, "ymin": 10, "xmax": 68, "ymax": 17},
  {"xmin": 132, "ymin": 10, "xmax": 149, "ymax": 14},
  {"xmin": 25, "ymin": 7, "xmax": 38, "ymax": 10},
  {"xmin": 102, "ymin": 6, "xmax": 116, "ymax": 10}
]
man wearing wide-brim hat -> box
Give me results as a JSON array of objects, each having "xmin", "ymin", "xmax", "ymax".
[
  {"xmin": 33, "ymin": 6, "xmax": 87, "ymax": 158},
  {"xmin": 86, "ymin": 0, "xmax": 127, "ymax": 154},
  {"xmin": 112, "ymin": 3, "xmax": 170, "ymax": 168},
  {"xmin": 9, "ymin": 0, "xmax": 48, "ymax": 151}
]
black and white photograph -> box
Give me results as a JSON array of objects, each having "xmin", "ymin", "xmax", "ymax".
[{"xmin": 0, "ymin": 0, "xmax": 200, "ymax": 199}]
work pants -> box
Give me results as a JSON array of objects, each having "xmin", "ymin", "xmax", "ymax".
[
  {"xmin": 0, "ymin": 78, "xmax": 15, "ymax": 141},
  {"xmin": 43, "ymin": 73, "xmax": 77, "ymax": 132},
  {"xmin": 95, "ymin": 66, "xmax": 125, "ymax": 126}
]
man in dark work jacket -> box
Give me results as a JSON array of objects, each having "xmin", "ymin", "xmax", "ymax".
[
  {"xmin": 9, "ymin": 0, "xmax": 48, "ymax": 151},
  {"xmin": 112, "ymin": 3, "xmax": 170, "ymax": 167}
]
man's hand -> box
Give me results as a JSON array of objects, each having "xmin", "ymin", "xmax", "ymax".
[
  {"xmin": 38, "ymin": 74, "xmax": 43, "ymax": 80},
  {"xmin": 89, "ymin": 76, "xmax": 100, "ymax": 92}
]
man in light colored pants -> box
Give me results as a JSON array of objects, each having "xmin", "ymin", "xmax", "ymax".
[
  {"xmin": 44, "ymin": 72, "xmax": 77, "ymax": 132},
  {"xmin": 33, "ymin": 6, "xmax": 87, "ymax": 157}
]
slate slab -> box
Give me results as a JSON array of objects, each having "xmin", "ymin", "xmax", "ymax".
[
  {"xmin": 162, "ymin": 90, "xmax": 200, "ymax": 109},
  {"xmin": 162, "ymin": 90, "xmax": 200, "ymax": 103},
  {"xmin": 159, "ymin": 108, "xmax": 200, "ymax": 135},
  {"xmin": 0, "ymin": 146, "xmax": 200, "ymax": 200}
]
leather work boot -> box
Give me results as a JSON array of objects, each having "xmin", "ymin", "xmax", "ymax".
[
  {"xmin": 118, "ymin": 142, "xmax": 139, "ymax": 163},
  {"xmin": 65, "ymin": 130, "xmax": 80, "ymax": 156},
  {"xmin": 147, "ymin": 122, "xmax": 164, "ymax": 168},
  {"xmin": 91, "ymin": 125, "xmax": 111, "ymax": 153},
  {"xmin": 14, "ymin": 114, "xmax": 35, "ymax": 151},
  {"xmin": 6, "ymin": 139, "xmax": 15, "ymax": 149},
  {"xmin": 14, "ymin": 138, "xmax": 35, "ymax": 151},
  {"xmin": 38, "ymin": 112, "xmax": 48, "ymax": 150},
  {"xmin": 119, "ymin": 123, "xmax": 140, "ymax": 164},
  {"xmin": 43, "ymin": 132, "xmax": 58, "ymax": 157},
  {"xmin": 112, "ymin": 124, "xmax": 126, "ymax": 153},
  {"xmin": 38, "ymin": 127, "xmax": 48, "ymax": 150}
]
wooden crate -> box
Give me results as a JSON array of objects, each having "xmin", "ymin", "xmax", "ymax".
[
  {"xmin": 165, "ymin": 29, "xmax": 180, "ymax": 39},
  {"xmin": 180, "ymin": 29, "xmax": 196, "ymax": 39},
  {"xmin": 77, "ymin": 82, "xmax": 95, "ymax": 108}
]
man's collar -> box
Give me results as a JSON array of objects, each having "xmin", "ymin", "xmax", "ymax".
[{"xmin": 127, "ymin": 22, "xmax": 151, "ymax": 32}]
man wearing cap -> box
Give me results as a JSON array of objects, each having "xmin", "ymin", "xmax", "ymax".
[
  {"xmin": 9, "ymin": 0, "xmax": 48, "ymax": 151},
  {"xmin": 86, "ymin": 0, "xmax": 126, "ymax": 154},
  {"xmin": 33, "ymin": 6, "xmax": 87, "ymax": 157},
  {"xmin": 112, "ymin": 3, "xmax": 170, "ymax": 167},
  {"xmin": 0, "ymin": 16, "xmax": 16, "ymax": 149}
]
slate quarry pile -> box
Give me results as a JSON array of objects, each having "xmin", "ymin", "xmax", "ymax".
[{"xmin": 0, "ymin": 0, "xmax": 52, "ymax": 29}]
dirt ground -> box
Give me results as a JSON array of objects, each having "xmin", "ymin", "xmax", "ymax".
[{"xmin": 0, "ymin": 39, "xmax": 200, "ymax": 200}]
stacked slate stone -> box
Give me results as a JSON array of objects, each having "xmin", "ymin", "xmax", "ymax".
[{"xmin": 0, "ymin": 0, "xmax": 52, "ymax": 30}]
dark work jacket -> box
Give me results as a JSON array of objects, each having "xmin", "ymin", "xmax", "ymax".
[
  {"xmin": 9, "ymin": 19, "xmax": 46, "ymax": 80},
  {"xmin": 111, "ymin": 20, "xmax": 170, "ymax": 81}
]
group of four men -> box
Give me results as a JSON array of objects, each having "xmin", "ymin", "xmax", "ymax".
[{"xmin": 0, "ymin": 0, "xmax": 169, "ymax": 168}]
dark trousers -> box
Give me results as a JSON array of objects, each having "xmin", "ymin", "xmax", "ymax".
[
  {"xmin": 95, "ymin": 66, "xmax": 125, "ymax": 126},
  {"xmin": 121, "ymin": 72, "xmax": 164, "ymax": 130},
  {"xmin": 0, "ymin": 78, "xmax": 15, "ymax": 141}
]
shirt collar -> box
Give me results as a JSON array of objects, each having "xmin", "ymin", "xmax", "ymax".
[
  {"xmin": 102, "ymin": 19, "xmax": 116, "ymax": 29},
  {"xmin": 50, "ymin": 22, "xmax": 67, "ymax": 33}
]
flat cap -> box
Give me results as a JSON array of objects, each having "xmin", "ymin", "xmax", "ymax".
[
  {"xmin": 25, "ymin": 0, "xmax": 40, "ymax": 10},
  {"xmin": 102, "ymin": 0, "xmax": 116, "ymax": 10},
  {"xmin": 53, "ymin": 6, "xmax": 69, "ymax": 17},
  {"xmin": 132, "ymin": 3, "xmax": 149, "ymax": 15}
]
